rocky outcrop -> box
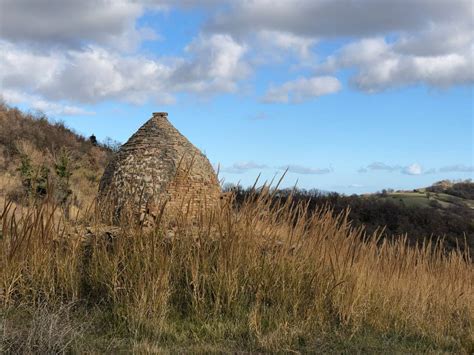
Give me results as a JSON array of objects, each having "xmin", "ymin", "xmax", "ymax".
[{"xmin": 98, "ymin": 112, "xmax": 220, "ymax": 219}]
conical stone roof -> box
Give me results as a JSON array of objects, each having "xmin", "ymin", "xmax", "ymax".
[{"xmin": 98, "ymin": 112, "xmax": 220, "ymax": 217}]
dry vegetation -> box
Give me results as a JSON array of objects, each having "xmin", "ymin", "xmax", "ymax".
[
  {"xmin": 0, "ymin": 104, "xmax": 473, "ymax": 352},
  {"xmin": 0, "ymin": 103, "xmax": 110, "ymax": 213},
  {"xmin": 1, "ymin": 185, "xmax": 473, "ymax": 353}
]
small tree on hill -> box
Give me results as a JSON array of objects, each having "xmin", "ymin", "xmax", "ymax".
[
  {"xmin": 54, "ymin": 148, "xmax": 74, "ymax": 218},
  {"xmin": 17, "ymin": 154, "xmax": 50, "ymax": 201},
  {"xmin": 89, "ymin": 134, "xmax": 98, "ymax": 146}
]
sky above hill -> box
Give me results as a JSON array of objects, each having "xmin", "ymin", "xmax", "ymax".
[{"xmin": 0, "ymin": 0, "xmax": 473, "ymax": 193}]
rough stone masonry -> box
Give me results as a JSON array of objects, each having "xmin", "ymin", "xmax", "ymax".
[{"xmin": 98, "ymin": 112, "xmax": 221, "ymax": 219}]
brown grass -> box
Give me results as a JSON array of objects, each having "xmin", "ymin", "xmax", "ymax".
[
  {"xmin": 0, "ymin": 185, "xmax": 473, "ymax": 352},
  {"xmin": 0, "ymin": 103, "xmax": 109, "ymax": 214},
  {"xmin": 1, "ymin": 302, "xmax": 86, "ymax": 353}
]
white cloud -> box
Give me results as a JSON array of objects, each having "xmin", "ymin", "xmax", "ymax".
[
  {"xmin": 172, "ymin": 34, "xmax": 250, "ymax": 94},
  {"xmin": 208, "ymin": 0, "xmax": 472, "ymax": 38},
  {"xmin": 0, "ymin": 1, "xmax": 252, "ymax": 110},
  {"xmin": 1, "ymin": 90, "xmax": 94, "ymax": 116},
  {"xmin": 209, "ymin": 0, "xmax": 473, "ymax": 91},
  {"xmin": 439, "ymin": 164, "xmax": 474, "ymax": 173},
  {"xmin": 0, "ymin": 0, "xmax": 155, "ymax": 52},
  {"xmin": 278, "ymin": 164, "xmax": 332, "ymax": 175},
  {"xmin": 42, "ymin": 46, "xmax": 174, "ymax": 104},
  {"xmin": 221, "ymin": 161, "xmax": 268, "ymax": 174},
  {"xmin": 394, "ymin": 24, "xmax": 474, "ymax": 57},
  {"xmin": 0, "ymin": 41, "xmax": 63, "ymax": 90},
  {"xmin": 234, "ymin": 161, "xmax": 267, "ymax": 170},
  {"xmin": 402, "ymin": 163, "xmax": 423, "ymax": 176},
  {"xmin": 362, "ymin": 162, "xmax": 430, "ymax": 175},
  {"xmin": 360, "ymin": 162, "xmax": 474, "ymax": 175},
  {"xmin": 256, "ymin": 30, "xmax": 317, "ymax": 59},
  {"xmin": 0, "ymin": 41, "xmax": 174, "ymax": 104},
  {"xmin": 366, "ymin": 162, "xmax": 402, "ymax": 172},
  {"xmin": 1, "ymin": 0, "xmax": 472, "ymax": 112},
  {"xmin": 0, "ymin": 33, "xmax": 250, "ymax": 106},
  {"xmin": 320, "ymin": 37, "xmax": 473, "ymax": 91},
  {"xmin": 221, "ymin": 162, "xmax": 333, "ymax": 175},
  {"xmin": 263, "ymin": 76, "xmax": 341, "ymax": 103}
]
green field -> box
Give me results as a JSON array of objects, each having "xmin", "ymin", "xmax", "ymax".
[{"xmin": 378, "ymin": 190, "xmax": 474, "ymax": 210}]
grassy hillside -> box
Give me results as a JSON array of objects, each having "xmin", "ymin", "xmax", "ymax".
[
  {"xmin": 1, "ymin": 187, "xmax": 473, "ymax": 353},
  {"xmin": 0, "ymin": 105, "xmax": 473, "ymax": 352},
  {"xmin": 371, "ymin": 183, "xmax": 474, "ymax": 252},
  {"xmin": 0, "ymin": 103, "xmax": 111, "ymax": 213},
  {"xmin": 379, "ymin": 183, "xmax": 474, "ymax": 210}
]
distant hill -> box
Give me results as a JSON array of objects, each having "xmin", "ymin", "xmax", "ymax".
[
  {"xmin": 374, "ymin": 180, "xmax": 474, "ymax": 210},
  {"xmin": 366, "ymin": 182, "xmax": 474, "ymax": 253},
  {"xmin": 230, "ymin": 181, "xmax": 474, "ymax": 255}
]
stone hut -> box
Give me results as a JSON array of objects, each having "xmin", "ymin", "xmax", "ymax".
[{"xmin": 98, "ymin": 112, "xmax": 221, "ymax": 219}]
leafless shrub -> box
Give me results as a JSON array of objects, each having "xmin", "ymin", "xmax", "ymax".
[{"xmin": 1, "ymin": 303, "xmax": 85, "ymax": 354}]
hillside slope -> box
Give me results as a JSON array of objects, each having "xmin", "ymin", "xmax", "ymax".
[
  {"xmin": 377, "ymin": 181, "xmax": 474, "ymax": 210},
  {"xmin": 0, "ymin": 103, "xmax": 111, "ymax": 213}
]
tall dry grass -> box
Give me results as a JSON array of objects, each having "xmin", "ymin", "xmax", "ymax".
[{"xmin": 0, "ymin": 185, "xmax": 473, "ymax": 352}]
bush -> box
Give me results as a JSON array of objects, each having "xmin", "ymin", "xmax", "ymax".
[
  {"xmin": 1, "ymin": 303, "xmax": 86, "ymax": 354},
  {"xmin": 17, "ymin": 153, "xmax": 50, "ymax": 200}
]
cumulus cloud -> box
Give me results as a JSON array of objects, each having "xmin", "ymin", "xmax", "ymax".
[
  {"xmin": 263, "ymin": 76, "xmax": 341, "ymax": 103},
  {"xmin": 220, "ymin": 161, "xmax": 268, "ymax": 174},
  {"xmin": 208, "ymin": 0, "xmax": 471, "ymax": 38},
  {"xmin": 361, "ymin": 162, "xmax": 431, "ymax": 175},
  {"xmin": 366, "ymin": 162, "xmax": 402, "ymax": 172},
  {"xmin": 1, "ymin": 89, "xmax": 94, "ymax": 116},
  {"xmin": 278, "ymin": 164, "xmax": 332, "ymax": 175},
  {"xmin": 208, "ymin": 0, "xmax": 473, "ymax": 91},
  {"xmin": 221, "ymin": 162, "xmax": 333, "ymax": 175},
  {"xmin": 0, "ymin": 0, "xmax": 156, "ymax": 51},
  {"xmin": 320, "ymin": 37, "xmax": 473, "ymax": 91},
  {"xmin": 0, "ymin": 33, "xmax": 250, "ymax": 107},
  {"xmin": 360, "ymin": 162, "xmax": 474, "ymax": 175},
  {"xmin": 0, "ymin": 1, "xmax": 251, "ymax": 110},
  {"xmin": 0, "ymin": 0, "xmax": 229, "ymax": 52},
  {"xmin": 1, "ymin": 0, "xmax": 472, "ymax": 111},
  {"xmin": 255, "ymin": 30, "xmax": 317, "ymax": 60},
  {"xmin": 402, "ymin": 163, "xmax": 423, "ymax": 176},
  {"xmin": 0, "ymin": 41, "xmax": 172, "ymax": 105},
  {"xmin": 394, "ymin": 24, "xmax": 474, "ymax": 57},
  {"xmin": 234, "ymin": 161, "xmax": 268, "ymax": 170},
  {"xmin": 439, "ymin": 164, "xmax": 474, "ymax": 173},
  {"xmin": 171, "ymin": 34, "xmax": 250, "ymax": 94}
]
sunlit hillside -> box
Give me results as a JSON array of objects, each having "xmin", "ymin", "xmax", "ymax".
[{"xmin": 0, "ymin": 103, "xmax": 112, "ymax": 213}]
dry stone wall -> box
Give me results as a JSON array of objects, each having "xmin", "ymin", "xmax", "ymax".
[{"xmin": 99, "ymin": 112, "xmax": 221, "ymax": 219}]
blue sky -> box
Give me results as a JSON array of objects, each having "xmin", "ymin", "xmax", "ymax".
[{"xmin": 1, "ymin": 1, "xmax": 472, "ymax": 193}]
